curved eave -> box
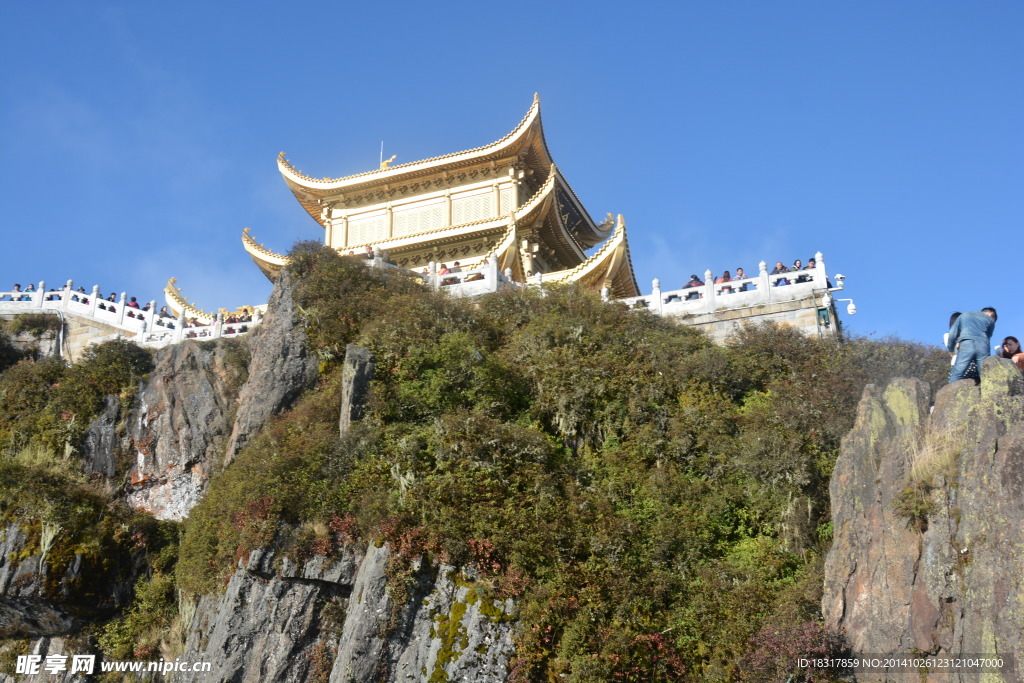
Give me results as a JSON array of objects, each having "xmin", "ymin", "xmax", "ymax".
[
  {"xmin": 164, "ymin": 277, "xmax": 214, "ymax": 324},
  {"xmin": 552, "ymin": 170, "xmax": 613, "ymax": 249},
  {"xmin": 545, "ymin": 215, "xmax": 640, "ymax": 298},
  {"xmin": 242, "ymin": 228, "xmax": 288, "ymax": 282},
  {"xmin": 280, "ymin": 94, "xmax": 553, "ymax": 223}
]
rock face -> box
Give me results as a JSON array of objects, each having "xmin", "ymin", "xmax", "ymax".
[
  {"xmin": 81, "ymin": 395, "xmax": 119, "ymax": 478},
  {"xmin": 126, "ymin": 340, "xmax": 243, "ymax": 521},
  {"xmin": 824, "ymin": 358, "xmax": 1024, "ymax": 679},
  {"xmin": 0, "ymin": 523, "xmax": 132, "ymax": 639},
  {"xmin": 122, "ymin": 270, "xmax": 317, "ymax": 521},
  {"xmin": 184, "ymin": 542, "xmax": 516, "ymax": 683},
  {"xmin": 339, "ymin": 344, "xmax": 375, "ymax": 436},
  {"xmin": 224, "ymin": 269, "xmax": 319, "ymax": 464}
]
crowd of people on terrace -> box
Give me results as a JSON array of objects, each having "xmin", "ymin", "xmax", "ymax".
[
  {"xmin": 4, "ymin": 283, "xmax": 254, "ymax": 336},
  {"xmin": 670, "ymin": 257, "xmax": 821, "ymax": 302},
  {"xmin": 4, "ymin": 283, "xmax": 154, "ymax": 319}
]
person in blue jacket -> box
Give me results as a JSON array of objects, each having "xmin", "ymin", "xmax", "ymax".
[{"xmin": 947, "ymin": 307, "xmax": 997, "ymax": 383}]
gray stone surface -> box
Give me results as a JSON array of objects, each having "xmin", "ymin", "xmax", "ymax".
[
  {"xmin": 126, "ymin": 341, "xmax": 241, "ymax": 521},
  {"xmin": 224, "ymin": 269, "xmax": 319, "ymax": 465},
  {"xmin": 824, "ymin": 358, "xmax": 1024, "ymax": 680},
  {"xmin": 0, "ymin": 524, "xmax": 131, "ymax": 638},
  {"xmin": 81, "ymin": 395, "xmax": 119, "ymax": 478},
  {"xmin": 339, "ymin": 344, "xmax": 374, "ymax": 437},
  {"xmin": 183, "ymin": 542, "xmax": 516, "ymax": 683}
]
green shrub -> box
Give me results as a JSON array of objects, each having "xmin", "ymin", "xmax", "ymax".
[{"xmin": 172, "ymin": 254, "xmax": 953, "ymax": 679}]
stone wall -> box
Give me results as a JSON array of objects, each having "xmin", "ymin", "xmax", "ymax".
[{"xmin": 668, "ymin": 297, "xmax": 839, "ymax": 344}]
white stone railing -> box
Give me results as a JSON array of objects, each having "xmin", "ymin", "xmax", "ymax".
[
  {"xmin": 365, "ymin": 252, "xmax": 514, "ymax": 297},
  {"xmin": 0, "ymin": 280, "xmax": 262, "ymax": 349},
  {"xmin": 618, "ymin": 251, "xmax": 839, "ymax": 316}
]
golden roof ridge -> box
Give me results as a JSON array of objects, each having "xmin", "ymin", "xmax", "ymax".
[
  {"xmin": 242, "ymin": 227, "xmax": 288, "ymax": 261},
  {"xmin": 548, "ymin": 214, "xmax": 628, "ymax": 282},
  {"xmin": 278, "ymin": 94, "xmax": 542, "ymax": 188}
]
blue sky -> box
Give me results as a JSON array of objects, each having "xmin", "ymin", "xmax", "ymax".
[{"xmin": 1, "ymin": 2, "xmax": 1021, "ymax": 345}]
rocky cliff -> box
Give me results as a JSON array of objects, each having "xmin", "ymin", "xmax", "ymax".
[
  {"xmin": 824, "ymin": 357, "xmax": 1024, "ymax": 680},
  {"xmin": 182, "ymin": 542, "xmax": 514, "ymax": 682},
  {"xmin": 123, "ymin": 270, "xmax": 318, "ymax": 521}
]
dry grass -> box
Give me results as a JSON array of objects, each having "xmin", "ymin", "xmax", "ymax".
[{"xmin": 909, "ymin": 424, "xmax": 966, "ymax": 485}]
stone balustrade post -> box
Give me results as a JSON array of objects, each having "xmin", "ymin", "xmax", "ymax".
[
  {"xmin": 601, "ymin": 286, "xmax": 610, "ymax": 302},
  {"xmin": 486, "ymin": 256, "xmax": 499, "ymax": 293},
  {"xmin": 534, "ymin": 272, "xmax": 543, "ymax": 286},
  {"xmin": 36, "ymin": 281, "xmax": 46, "ymax": 309},
  {"xmin": 117, "ymin": 292, "xmax": 127, "ymax": 326},
  {"xmin": 146, "ymin": 301, "xmax": 157, "ymax": 331},
  {"xmin": 213, "ymin": 312, "xmax": 223, "ymax": 340},
  {"xmin": 253, "ymin": 309, "xmax": 262, "ymax": 326},
  {"xmin": 703, "ymin": 269, "xmax": 716, "ymax": 313},
  {"xmin": 503, "ymin": 267, "xmax": 513, "ymax": 283},
  {"xmin": 758, "ymin": 261, "xmax": 770, "ymax": 303},
  {"xmin": 88, "ymin": 285, "xmax": 100, "ymax": 316},
  {"xmin": 814, "ymin": 251, "xmax": 832, "ymax": 288},
  {"xmin": 428, "ymin": 261, "xmax": 439, "ymax": 291},
  {"xmin": 175, "ymin": 312, "xmax": 186, "ymax": 344},
  {"xmin": 62, "ymin": 280, "xmax": 72, "ymax": 311},
  {"xmin": 373, "ymin": 247, "xmax": 383, "ymax": 269},
  {"xmin": 652, "ymin": 278, "xmax": 663, "ymax": 315}
]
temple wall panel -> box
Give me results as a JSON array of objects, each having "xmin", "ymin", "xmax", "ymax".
[
  {"xmin": 347, "ymin": 212, "xmax": 387, "ymax": 245},
  {"xmin": 393, "ymin": 201, "xmax": 445, "ymax": 238},
  {"xmin": 451, "ymin": 190, "xmax": 493, "ymax": 225}
]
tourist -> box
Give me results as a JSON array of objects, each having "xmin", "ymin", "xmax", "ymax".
[
  {"xmin": 682, "ymin": 274, "xmax": 704, "ymax": 300},
  {"xmin": 127, "ymin": 296, "xmax": 140, "ymax": 309},
  {"xmin": 998, "ymin": 336, "xmax": 1024, "ymax": 372},
  {"xmin": 363, "ymin": 245, "xmax": 374, "ymax": 260},
  {"xmin": 715, "ymin": 271, "xmax": 733, "ymax": 294},
  {"xmin": 947, "ymin": 308, "xmax": 997, "ymax": 383},
  {"xmin": 450, "ymin": 261, "xmax": 462, "ymax": 273},
  {"xmin": 158, "ymin": 306, "xmax": 171, "ymax": 318},
  {"xmin": 771, "ymin": 262, "xmax": 790, "ymax": 286},
  {"xmin": 439, "ymin": 263, "xmax": 450, "ymax": 276},
  {"xmin": 793, "ymin": 259, "xmax": 812, "ymax": 284},
  {"xmin": 734, "ymin": 267, "xmax": 751, "ymax": 292},
  {"xmin": 944, "ymin": 313, "xmax": 978, "ymax": 380},
  {"xmin": 3, "ymin": 284, "xmax": 21, "ymax": 301},
  {"xmin": 22, "ymin": 284, "xmax": 35, "ymax": 301}
]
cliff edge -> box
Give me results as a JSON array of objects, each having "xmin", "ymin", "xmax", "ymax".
[{"xmin": 824, "ymin": 357, "xmax": 1024, "ymax": 680}]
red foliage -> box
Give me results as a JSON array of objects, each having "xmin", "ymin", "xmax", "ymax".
[{"xmin": 740, "ymin": 621, "xmax": 850, "ymax": 682}]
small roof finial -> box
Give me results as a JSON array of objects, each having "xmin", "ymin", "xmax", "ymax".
[{"xmin": 533, "ymin": 92, "xmax": 540, "ymax": 105}]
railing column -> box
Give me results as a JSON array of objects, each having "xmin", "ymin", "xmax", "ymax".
[
  {"xmin": 175, "ymin": 312, "xmax": 186, "ymax": 344},
  {"xmin": 429, "ymin": 261, "xmax": 439, "ymax": 291},
  {"xmin": 117, "ymin": 292, "xmax": 127, "ymax": 326},
  {"xmin": 62, "ymin": 280, "xmax": 72, "ymax": 311},
  {"xmin": 503, "ymin": 267, "xmax": 513, "ymax": 284},
  {"xmin": 213, "ymin": 312, "xmax": 223, "ymax": 340},
  {"xmin": 758, "ymin": 261, "xmax": 770, "ymax": 303},
  {"xmin": 652, "ymin": 278, "xmax": 663, "ymax": 315},
  {"xmin": 146, "ymin": 300, "xmax": 157, "ymax": 331},
  {"xmin": 88, "ymin": 285, "xmax": 100, "ymax": 316},
  {"xmin": 703, "ymin": 269, "xmax": 716, "ymax": 313},
  {"xmin": 814, "ymin": 251, "xmax": 833, "ymax": 289},
  {"xmin": 36, "ymin": 281, "xmax": 45, "ymax": 309},
  {"xmin": 486, "ymin": 256, "xmax": 499, "ymax": 293},
  {"xmin": 373, "ymin": 247, "xmax": 383, "ymax": 269},
  {"xmin": 253, "ymin": 309, "xmax": 262, "ymax": 326},
  {"xmin": 601, "ymin": 286, "xmax": 610, "ymax": 303}
]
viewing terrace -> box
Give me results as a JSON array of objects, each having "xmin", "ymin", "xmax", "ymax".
[
  {"xmin": 0, "ymin": 281, "xmax": 263, "ymax": 351},
  {"xmin": 1, "ymin": 251, "xmax": 846, "ymax": 357}
]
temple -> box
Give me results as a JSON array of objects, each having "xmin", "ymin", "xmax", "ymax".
[{"xmin": 242, "ymin": 94, "xmax": 641, "ymax": 298}]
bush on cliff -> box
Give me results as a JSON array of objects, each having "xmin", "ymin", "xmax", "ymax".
[{"xmin": 175, "ymin": 245, "xmax": 950, "ymax": 679}]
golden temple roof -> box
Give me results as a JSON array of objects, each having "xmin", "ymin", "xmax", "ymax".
[{"xmin": 242, "ymin": 227, "xmax": 287, "ymax": 281}]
